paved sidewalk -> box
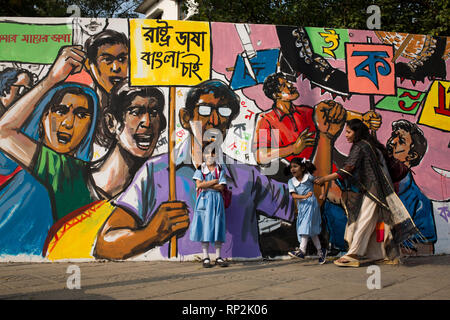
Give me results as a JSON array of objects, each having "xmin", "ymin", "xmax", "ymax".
[{"xmin": 0, "ymin": 255, "xmax": 449, "ymax": 300}]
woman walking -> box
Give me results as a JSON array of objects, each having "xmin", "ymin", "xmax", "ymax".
[{"xmin": 315, "ymin": 119, "xmax": 419, "ymax": 267}]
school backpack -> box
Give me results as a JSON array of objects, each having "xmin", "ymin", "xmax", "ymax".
[{"xmin": 214, "ymin": 166, "xmax": 232, "ymax": 209}]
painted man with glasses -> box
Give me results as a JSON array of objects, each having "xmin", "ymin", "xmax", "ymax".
[{"xmin": 96, "ymin": 79, "xmax": 296, "ymax": 260}]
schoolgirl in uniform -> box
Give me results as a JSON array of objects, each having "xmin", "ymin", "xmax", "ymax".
[
  {"xmin": 190, "ymin": 148, "xmax": 228, "ymax": 268},
  {"xmin": 287, "ymin": 157, "xmax": 327, "ymax": 264}
]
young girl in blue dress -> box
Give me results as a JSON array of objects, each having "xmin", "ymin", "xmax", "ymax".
[
  {"xmin": 287, "ymin": 157, "xmax": 327, "ymax": 264},
  {"xmin": 191, "ymin": 148, "xmax": 228, "ymax": 268}
]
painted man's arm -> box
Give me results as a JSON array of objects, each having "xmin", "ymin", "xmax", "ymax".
[
  {"xmin": 254, "ymin": 169, "xmax": 295, "ymax": 222},
  {"xmin": 253, "ymin": 116, "xmax": 315, "ymax": 165},
  {"xmin": 95, "ymin": 203, "xmax": 189, "ymax": 260},
  {"xmin": 312, "ymin": 100, "xmax": 346, "ymax": 205}
]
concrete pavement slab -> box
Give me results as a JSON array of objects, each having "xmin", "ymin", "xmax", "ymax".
[{"xmin": 0, "ymin": 255, "xmax": 449, "ymax": 300}]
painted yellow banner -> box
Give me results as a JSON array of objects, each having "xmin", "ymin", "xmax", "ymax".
[
  {"xmin": 130, "ymin": 19, "xmax": 211, "ymax": 86},
  {"xmin": 418, "ymin": 80, "xmax": 450, "ymax": 132}
]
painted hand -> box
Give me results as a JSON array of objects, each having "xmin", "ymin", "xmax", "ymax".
[
  {"xmin": 46, "ymin": 45, "xmax": 86, "ymax": 84},
  {"xmin": 314, "ymin": 100, "xmax": 346, "ymax": 138},
  {"xmin": 151, "ymin": 201, "xmax": 190, "ymax": 245},
  {"xmin": 293, "ymin": 128, "xmax": 315, "ymax": 155},
  {"xmin": 362, "ymin": 111, "xmax": 382, "ymax": 131}
]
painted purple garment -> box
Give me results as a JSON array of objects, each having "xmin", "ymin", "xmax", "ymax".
[{"xmin": 114, "ymin": 152, "xmax": 295, "ymax": 259}]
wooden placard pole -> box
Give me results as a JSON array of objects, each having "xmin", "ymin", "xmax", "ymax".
[{"xmin": 168, "ymin": 86, "xmax": 177, "ymax": 258}]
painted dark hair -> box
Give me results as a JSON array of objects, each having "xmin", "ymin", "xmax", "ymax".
[
  {"xmin": 262, "ymin": 72, "xmax": 296, "ymax": 101},
  {"xmin": 346, "ymin": 118, "xmax": 388, "ymax": 160},
  {"xmin": 85, "ymin": 29, "xmax": 128, "ymax": 65},
  {"xmin": 184, "ymin": 79, "xmax": 240, "ymax": 119},
  {"xmin": 263, "ymin": 72, "xmax": 285, "ymax": 101},
  {"xmin": 98, "ymin": 80, "xmax": 166, "ymax": 147},
  {"xmin": 0, "ymin": 67, "xmax": 34, "ymax": 98},
  {"xmin": 387, "ymin": 119, "xmax": 427, "ymax": 167},
  {"xmin": 46, "ymin": 86, "xmax": 95, "ymax": 113}
]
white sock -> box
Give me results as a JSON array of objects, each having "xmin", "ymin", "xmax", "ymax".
[
  {"xmin": 215, "ymin": 242, "xmax": 222, "ymax": 258},
  {"xmin": 300, "ymin": 236, "xmax": 309, "ymax": 253},
  {"xmin": 311, "ymin": 235, "xmax": 322, "ymax": 251},
  {"xmin": 202, "ymin": 242, "xmax": 209, "ymax": 259}
]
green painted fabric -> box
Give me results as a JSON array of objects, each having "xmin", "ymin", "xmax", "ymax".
[{"xmin": 33, "ymin": 145, "xmax": 94, "ymax": 222}]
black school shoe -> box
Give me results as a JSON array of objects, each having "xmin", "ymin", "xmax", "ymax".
[
  {"xmin": 215, "ymin": 257, "xmax": 229, "ymax": 267},
  {"xmin": 202, "ymin": 258, "xmax": 212, "ymax": 268},
  {"xmin": 288, "ymin": 249, "xmax": 305, "ymax": 259},
  {"xmin": 318, "ymin": 248, "xmax": 328, "ymax": 265}
]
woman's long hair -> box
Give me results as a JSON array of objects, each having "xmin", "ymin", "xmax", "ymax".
[{"xmin": 346, "ymin": 119, "xmax": 388, "ymax": 161}]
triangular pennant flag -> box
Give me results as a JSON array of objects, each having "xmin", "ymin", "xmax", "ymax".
[{"xmin": 411, "ymin": 80, "xmax": 417, "ymax": 86}]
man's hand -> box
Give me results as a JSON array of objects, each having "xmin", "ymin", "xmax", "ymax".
[
  {"xmin": 362, "ymin": 111, "xmax": 382, "ymax": 131},
  {"xmin": 46, "ymin": 45, "xmax": 86, "ymax": 85},
  {"xmin": 148, "ymin": 201, "xmax": 190, "ymax": 246},
  {"xmin": 314, "ymin": 100, "xmax": 346, "ymax": 138},
  {"xmin": 293, "ymin": 128, "xmax": 315, "ymax": 155}
]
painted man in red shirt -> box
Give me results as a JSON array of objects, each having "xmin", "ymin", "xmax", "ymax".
[{"xmin": 253, "ymin": 72, "xmax": 382, "ymax": 201}]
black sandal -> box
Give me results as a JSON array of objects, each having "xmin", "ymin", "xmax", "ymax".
[
  {"xmin": 202, "ymin": 258, "xmax": 212, "ymax": 268},
  {"xmin": 215, "ymin": 257, "xmax": 228, "ymax": 267}
]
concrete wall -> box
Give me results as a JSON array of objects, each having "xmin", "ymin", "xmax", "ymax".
[{"xmin": 0, "ymin": 17, "xmax": 448, "ymax": 262}]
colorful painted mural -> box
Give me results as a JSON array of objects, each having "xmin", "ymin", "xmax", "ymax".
[{"xmin": 0, "ymin": 17, "xmax": 449, "ymax": 262}]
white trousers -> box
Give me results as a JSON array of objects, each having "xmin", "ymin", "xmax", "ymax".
[{"xmin": 345, "ymin": 195, "xmax": 388, "ymax": 261}]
